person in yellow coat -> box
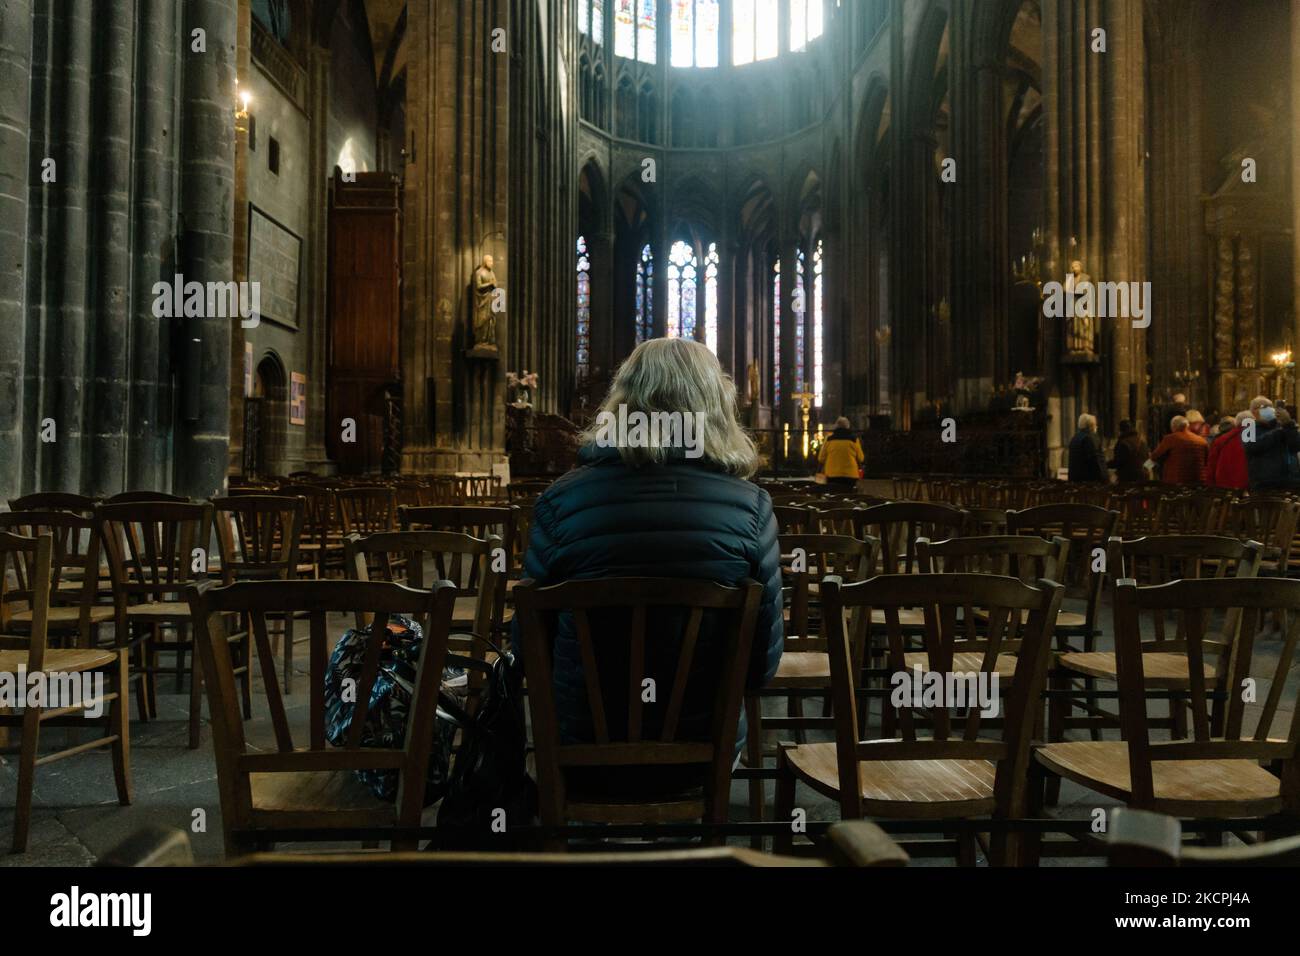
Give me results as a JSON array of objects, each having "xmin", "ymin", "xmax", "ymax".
[{"xmin": 818, "ymin": 416, "xmax": 864, "ymax": 489}]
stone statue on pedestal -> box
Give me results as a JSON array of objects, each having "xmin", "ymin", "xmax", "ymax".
[
  {"xmin": 1065, "ymin": 259, "xmax": 1096, "ymax": 356},
  {"xmin": 470, "ymin": 254, "xmax": 499, "ymax": 357}
]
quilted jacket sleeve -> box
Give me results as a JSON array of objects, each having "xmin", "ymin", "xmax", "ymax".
[{"xmin": 747, "ymin": 489, "xmax": 785, "ymax": 690}]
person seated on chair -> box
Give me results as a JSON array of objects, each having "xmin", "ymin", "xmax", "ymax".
[
  {"xmin": 513, "ymin": 337, "xmax": 784, "ymax": 798},
  {"xmin": 818, "ymin": 416, "xmax": 865, "ymax": 490}
]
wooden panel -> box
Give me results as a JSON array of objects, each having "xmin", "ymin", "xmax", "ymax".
[{"xmin": 327, "ymin": 173, "xmax": 401, "ymax": 473}]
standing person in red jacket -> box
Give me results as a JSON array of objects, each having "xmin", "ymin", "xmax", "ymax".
[
  {"xmin": 1148, "ymin": 415, "xmax": 1208, "ymax": 485},
  {"xmin": 1206, "ymin": 410, "xmax": 1251, "ymax": 490}
]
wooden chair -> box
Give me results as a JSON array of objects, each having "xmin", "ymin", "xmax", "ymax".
[
  {"xmin": 97, "ymin": 501, "xmax": 213, "ymax": 747},
  {"xmin": 508, "ymin": 479, "xmax": 553, "ymax": 501},
  {"xmin": 964, "ymin": 507, "xmax": 1011, "ymax": 536},
  {"xmin": 1154, "ymin": 493, "xmax": 1215, "ymax": 535},
  {"xmin": 186, "ymin": 577, "xmax": 456, "ymax": 856},
  {"xmin": 1114, "ymin": 488, "xmax": 1168, "ymax": 536},
  {"xmin": 1224, "ymin": 497, "xmax": 1300, "ymax": 575},
  {"xmin": 892, "ymin": 477, "xmax": 925, "ymax": 501},
  {"xmin": 212, "ymin": 496, "xmax": 306, "ymax": 695},
  {"xmin": 8, "ymin": 492, "xmax": 99, "ymax": 516},
  {"xmin": 773, "ymin": 504, "xmax": 815, "ymax": 534},
  {"xmin": 1, "ymin": 532, "xmax": 131, "ymax": 852},
  {"xmin": 399, "ymin": 506, "xmax": 515, "ymax": 637},
  {"xmin": 1107, "ymin": 808, "xmax": 1300, "ymax": 866},
  {"xmin": 513, "ymin": 576, "xmax": 762, "ymax": 849},
  {"xmin": 1034, "ymin": 577, "xmax": 1300, "ymax": 832},
  {"xmin": 345, "ymin": 530, "xmax": 501, "ymax": 689},
  {"xmin": 857, "ymin": 501, "xmax": 969, "ymax": 576},
  {"xmin": 774, "ymin": 573, "xmax": 1064, "ymax": 865},
  {"xmin": 1053, "ymin": 535, "xmax": 1262, "ymax": 742},
  {"xmin": 0, "ymin": 511, "xmax": 115, "ymax": 650},
  {"xmin": 743, "ymin": 534, "xmax": 878, "ymax": 835},
  {"xmin": 336, "ymin": 486, "xmax": 398, "ymax": 535},
  {"xmin": 278, "ymin": 484, "xmax": 343, "ymax": 578}
]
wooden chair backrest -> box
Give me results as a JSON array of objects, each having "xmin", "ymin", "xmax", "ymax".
[
  {"xmin": 773, "ymin": 504, "xmax": 815, "ymax": 534},
  {"xmin": 1007, "ymin": 503, "xmax": 1118, "ymax": 613},
  {"xmin": 777, "ymin": 533, "xmax": 878, "ymax": 653},
  {"xmin": 211, "ymin": 496, "xmax": 304, "ymax": 583},
  {"xmin": 0, "ymin": 512, "xmax": 102, "ymax": 641},
  {"xmin": 277, "ymin": 484, "xmax": 339, "ymax": 545},
  {"xmin": 0, "ymin": 532, "xmax": 52, "ymax": 668},
  {"xmin": 963, "ymin": 507, "xmax": 1011, "ymax": 536},
  {"xmin": 1112, "ymin": 577, "xmax": 1300, "ymax": 810},
  {"xmin": 1225, "ymin": 498, "xmax": 1300, "ymax": 565},
  {"xmin": 857, "ymin": 501, "xmax": 968, "ymax": 574},
  {"xmin": 508, "ymin": 480, "xmax": 553, "ymax": 501},
  {"xmin": 1107, "ymin": 808, "xmax": 1300, "ymax": 866},
  {"xmin": 1153, "ymin": 493, "xmax": 1215, "ymax": 534},
  {"xmin": 892, "ymin": 477, "xmax": 924, "ymax": 501},
  {"xmin": 345, "ymin": 530, "xmax": 500, "ymax": 648},
  {"xmin": 809, "ymin": 504, "xmax": 863, "ymax": 536},
  {"xmin": 336, "ymin": 486, "xmax": 397, "ymax": 535},
  {"xmin": 918, "ymin": 534, "xmax": 1069, "ymax": 582},
  {"xmin": 8, "ymin": 492, "xmax": 100, "ymax": 516},
  {"xmin": 822, "ymin": 573, "xmax": 1063, "ymax": 818},
  {"xmin": 399, "ymin": 505, "xmax": 517, "ymax": 608},
  {"xmin": 104, "ymin": 491, "xmax": 191, "ymax": 504},
  {"xmin": 513, "ymin": 576, "xmax": 762, "ymax": 830},
  {"xmin": 96, "ymin": 501, "xmax": 213, "ymax": 604},
  {"xmin": 186, "ymin": 578, "xmax": 455, "ymax": 836}
]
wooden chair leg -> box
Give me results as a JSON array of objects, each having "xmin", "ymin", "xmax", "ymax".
[
  {"xmin": 283, "ymin": 612, "xmax": 295, "ymax": 696},
  {"xmin": 188, "ymin": 633, "xmax": 203, "ymax": 750},
  {"xmin": 1045, "ymin": 669, "xmax": 1067, "ymax": 807},
  {"xmin": 1171, "ymin": 697, "xmax": 1188, "ymax": 739},
  {"xmin": 773, "ymin": 744, "xmax": 797, "ymax": 855},
  {"xmin": 956, "ymin": 830, "xmax": 978, "ymax": 866},
  {"xmin": 132, "ymin": 642, "xmax": 151, "ymax": 722},
  {"xmin": 146, "ymin": 629, "xmax": 160, "ymax": 718},
  {"xmin": 12, "ymin": 706, "xmax": 41, "ymax": 853},
  {"xmin": 744, "ymin": 694, "xmax": 764, "ymax": 850},
  {"xmin": 110, "ymin": 655, "xmax": 133, "ymax": 806},
  {"xmin": 238, "ymin": 629, "xmax": 253, "ymax": 721}
]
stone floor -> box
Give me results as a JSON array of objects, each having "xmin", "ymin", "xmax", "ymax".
[{"xmin": 1, "ymin": 596, "xmax": 1294, "ymax": 866}]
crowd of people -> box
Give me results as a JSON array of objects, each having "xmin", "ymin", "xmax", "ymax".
[{"xmin": 1067, "ymin": 392, "xmax": 1300, "ymax": 492}]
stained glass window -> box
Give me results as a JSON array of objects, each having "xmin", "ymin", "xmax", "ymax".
[
  {"xmin": 791, "ymin": 0, "xmax": 823, "ymax": 51},
  {"xmin": 636, "ymin": 243, "xmax": 655, "ymax": 343},
  {"xmin": 592, "ymin": 0, "xmax": 604, "ymax": 42},
  {"xmin": 773, "ymin": 258, "xmax": 781, "ymax": 406},
  {"xmin": 704, "ymin": 243, "xmax": 719, "ymax": 353},
  {"xmin": 580, "ymin": 0, "xmax": 589, "ymax": 34},
  {"xmin": 671, "ymin": 1, "xmax": 719, "ymax": 68},
  {"xmin": 794, "ymin": 250, "xmax": 806, "ymax": 395},
  {"xmin": 812, "ymin": 240, "xmax": 824, "ymax": 407},
  {"xmin": 733, "ymin": 0, "xmax": 754, "ymax": 65},
  {"xmin": 667, "ymin": 240, "xmax": 698, "ymax": 340},
  {"xmin": 577, "ymin": 237, "xmax": 592, "ymax": 380},
  {"xmin": 755, "ymin": 0, "xmax": 779, "ymax": 60},
  {"xmin": 614, "ymin": 0, "xmax": 635, "ymax": 57},
  {"xmin": 638, "ymin": 0, "xmax": 657, "ymax": 63}
]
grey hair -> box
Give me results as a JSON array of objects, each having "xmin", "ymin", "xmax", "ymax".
[
  {"xmin": 578, "ymin": 338, "xmax": 759, "ymax": 477},
  {"xmin": 1170, "ymin": 415, "xmax": 1189, "ymax": 431},
  {"xmin": 1077, "ymin": 413, "xmax": 1096, "ymax": 431},
  {"xmin": 834, "ymin": 416, "xmax": 851, "ymax": 430},
  {"xmin": 1235, "ymin": 410, "xmax": 1252, "ymax": 426},
  {"xmin": 1250, "ymin": 395, "xmax": 1274, "ymax": 412}
]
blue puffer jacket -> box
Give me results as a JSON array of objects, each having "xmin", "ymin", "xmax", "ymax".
[{"xmin": 515, "ymin": 444, "xmax": 784, "ymax": 752}]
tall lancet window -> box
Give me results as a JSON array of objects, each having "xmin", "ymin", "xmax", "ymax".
[
  {"xmin": 772, "ymin": 258, "xmax": 781, "ymax": 406},
  {"xmin": 579, "ymin": 0, "xmax": 604, "ymax": 40},
  {"xmin": 636, "ymin": 243, "xmax": 655, "ymax": 343},
  {"xmin": 794, "ymin": 249, "xmax": 806, "ymax": 395},
  {"xmin": 577, "ymin": 236, "xmax": 592, "ymax": 380},
  {"xmin": 667, "ymin": 240, "xmax": 699, "ymax": 340},
  {"xmin": 671, "ymin": 0, "xmax": 720, "ymax": 68},
  {"xmin": 733, "ymin": 0, "xmax": 779, "ymax": 64},
  {"xmin": 812, "ymin": 239, "xmax": 824, "ymax": 407},
  {"xmin": 703, "ymin": 243, "xmax": 720, "ymax": 353},
  {"xmin": 617, "ymin": 0, "xmax": 657, "ymax": 62},
  {"xmin": 790, "ymin": 0, "xmax": 824, "ymax": 51}
]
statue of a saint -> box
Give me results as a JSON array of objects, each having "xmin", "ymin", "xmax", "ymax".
[
  {"xmin": 746, "ymin": 360, "xmax": 760, "ymax": 406},
  {"xmin": 471, "ymin": 254, "xmax": 499, "ymax": 355},
  {"xmin": 1065, "ymin": 259, "xmax": 1096, "ymax": 355}
]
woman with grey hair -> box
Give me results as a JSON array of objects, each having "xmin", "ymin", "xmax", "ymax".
[{"xmin": 515, "ymin": 337, "xmax": 783, "ymax": 794}]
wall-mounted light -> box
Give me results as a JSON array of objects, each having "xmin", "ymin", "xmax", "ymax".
[{"xmin": 235, "ymin": 87, "xmax": 253, "ymax": 135}]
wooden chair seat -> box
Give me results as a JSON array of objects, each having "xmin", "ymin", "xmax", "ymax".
[
  {"xmin": 973, "ymin": 607, "xmax": 1085, "ymax": 628},
  {"xmin": 771, "ymin": 650, "xmax": 831, "ymax": 685},
  {"xmin": 565, "ymin": 794, "xmax": 707, "ymax": 823},
  {"xmin": 0, "ymin": 646, "xmax": 117, "ymax": 674},
  {"xmin": 902, "ymin": 650, "xmax": 1017, "ymax": 678},
  {"xmin": 454, "ymin": 594, "xmax": 511, "ymax": 625},
  {"xmin": 870, "ymin": 608, "xmax": 928, "ymax": 627},
  {"xmin": 125, "ymin": 600, "xmax": 192, "ymax": 621},
  {"xmin": 1058, "ymin": 651, "xmax": 1216, "ymax": 687},
  {"xmin": 784, "ymin": 741, "xmax": 997, "ymax": 818},
  {"xmin": 247, "ymin": 770, "xmax": 396, "ymax": 826},
  {"xmin": 9, "ymin": 604, "xmax": 114, "ymax": 626},
  {"xmin": 1034, "ymin": 741, "xmax": 1283, "ymax": 817}
]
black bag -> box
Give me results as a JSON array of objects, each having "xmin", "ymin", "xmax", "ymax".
[{"xmin": 434, "ymin": 639, "xmax": 537, "ymax": 850}]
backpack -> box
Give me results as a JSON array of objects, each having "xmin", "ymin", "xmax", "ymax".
[
  {"xmin": 433, "ymin": 638, "xmax": 537, "ymax": 849},
  {"xmin": 323, "ymin": 614, "xmax": 457, "ymax": 804}
]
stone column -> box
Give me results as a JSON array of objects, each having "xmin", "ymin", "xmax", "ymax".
[
  {"xmin": 127, "ymin": 0, "xmax": 180, "ymax": 490},
  {"xmin": 226, "ymin": 0, "xmax": 251, "ymax": 478},
  {"xmin": 303, "ymin": 44, "xmax": 332, "ymax": 471},
  {"xmin": 0, "ymin": 0, "xmax": 33, "ymax": 502},
  {"xmin": 175, "ymin": 0, "xmax": 237, "ymax": 499},
  {"xmin": 778, "ymin": 234, "xmax": 799, "ymax": 426}
]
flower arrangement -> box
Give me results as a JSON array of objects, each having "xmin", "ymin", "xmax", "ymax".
[{"xmin": 506, "ymin": 370, "xmax": 539, "ymax": 408}]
